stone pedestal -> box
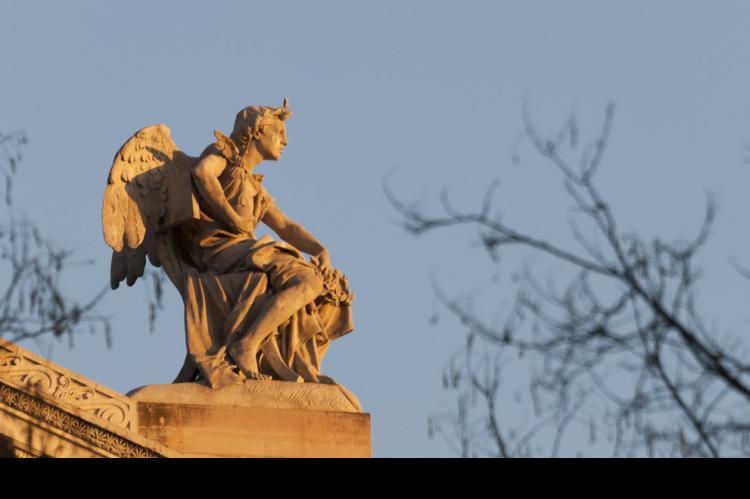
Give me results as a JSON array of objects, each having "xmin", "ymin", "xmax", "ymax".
[
  {"xmin": 136, "ymin": 401, "xmax": 370, "ymax": 458},
  {"xmin": 129, "ymin": 382, "xmax": 371, "ymax": 457},
  {"xmin": 0, "ymin": 339, "xmax": 371, "ymax": 458}
]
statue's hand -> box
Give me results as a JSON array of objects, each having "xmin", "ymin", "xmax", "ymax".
[
  {"xmin": 311, "ymin": 249, "xmax": 333, "ymax": 277},
  {"xmin": 310, "ymin": 250, "xmax": 354, "ymax": 306},
  {"xmin": 232, "ymin": 218, "xmax": 255, "ymax": 236}
]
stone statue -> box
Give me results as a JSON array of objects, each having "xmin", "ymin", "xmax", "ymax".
[{"xmin": 102, "ymin": 99, "xmax": 354, "ymax": 389}]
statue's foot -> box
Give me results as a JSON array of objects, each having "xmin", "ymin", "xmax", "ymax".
[
  {"xmin": 228, "ymin": 341, "xmax": 272, "ymax": 381},
  {"xmin": 243, "ymin": 371, "xmax": 272, "ymax": 381}
]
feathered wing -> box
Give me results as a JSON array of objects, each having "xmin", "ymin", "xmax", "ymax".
[{"xmin": 102, "ymin": 124, "xmax": 198, "ymax": 289}]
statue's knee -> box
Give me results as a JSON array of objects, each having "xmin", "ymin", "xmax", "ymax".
[{"xmin": 299, "ymin": 273, "xmax": 323, "ymax": 301}]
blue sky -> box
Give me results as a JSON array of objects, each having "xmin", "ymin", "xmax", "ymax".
[{"xmin": 3, "ymin": 1, "xmax": 750, "ymax": 456}]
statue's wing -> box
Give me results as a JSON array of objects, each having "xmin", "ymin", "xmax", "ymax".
[{"xmin": 102, "ymin": 124, "xmax": 197, "ymax": 289}]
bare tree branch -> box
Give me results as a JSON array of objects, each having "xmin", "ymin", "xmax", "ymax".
[{"xmin": 387, "ymin": 103, "xmax": 750, "ymax": 457}]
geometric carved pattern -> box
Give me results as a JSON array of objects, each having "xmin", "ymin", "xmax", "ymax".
[
  {"xmin": 0, "ymin": 342, "xmax": 133, "ymax": 431},
  {"xmin": 0, "ymin": 381, "xmax": 161, "ymax": 458}
]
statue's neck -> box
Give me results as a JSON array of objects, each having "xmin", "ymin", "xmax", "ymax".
[{"xmin": 238, "ymin": 143, "xmax": 263, "ymax": 171}]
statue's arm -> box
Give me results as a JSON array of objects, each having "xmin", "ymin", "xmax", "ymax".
[
  {"xmin": 263, "ymin": 204, "xmax": 331, "ymax": 269},
  {"xmin": 192, "ymin": 155, "xmax": 248, "ymax": 233}
]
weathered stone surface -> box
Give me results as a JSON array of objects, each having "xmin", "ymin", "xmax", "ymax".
[
  {"xmin": 0, "ymin": 338, "xmax": 136, "ymax": 431},
  {"xmin": 129, "ymin": 381, "xmax": 372, "ymax": 457},
  {"xmin": 0, "ymin": 339, "xmax": 179, "ymax": 458},
  {"xmin": 136, "ymin": 401, "xmax": 371, "ymax": 458},
  {"xmin": 127, "ymin": 380, "xmax": 363, "ymax": 413},
  {"xmin": 0, "ymin": 339, "xmax": 372, "ymax": 457}
]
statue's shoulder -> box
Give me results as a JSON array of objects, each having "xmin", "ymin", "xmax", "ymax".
[
  {"xmin": 198, "ymin": 143, "xmax": 229, "ymax": 163},
  {"xmin": 194, "ymin": 129, "xmax": 240, "ymax": 171},
  {"xmin": 202, "ymin": 130, "xmax": 240, "ymax": 166}
]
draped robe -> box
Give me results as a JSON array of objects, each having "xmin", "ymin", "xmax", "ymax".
[{"xmin": 167, "ymin": 144, "xmax": 354, "ymax": 388}]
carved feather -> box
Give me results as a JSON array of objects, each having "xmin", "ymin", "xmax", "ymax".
[
  {"xmin": 102, "ymin": 124, "xmax": 196, "ymax": 289},
  {"xmin": 213, "ymin": 130, "xmax": 240, "ymax": 164},
  {"xmin": 110, "ymin": 250, "xmax": 128, "ymax": 289}
]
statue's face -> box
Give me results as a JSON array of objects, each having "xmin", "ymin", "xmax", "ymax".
[{"xmin": 255, "ymin": 119, "xmax": 287, "ymax": 161}]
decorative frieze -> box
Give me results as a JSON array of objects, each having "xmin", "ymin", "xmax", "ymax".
[
  {"xmin": 0, "ymin": 381, "xmax": 159, "ymax": 458},
  {"xmin": 0, "ymin": 340, "xmax": 133, "ymax": 430}
]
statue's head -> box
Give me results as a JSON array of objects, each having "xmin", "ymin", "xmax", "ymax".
[{"xmin": 231, "ymin": 98, "xmax": 292, "ymax": 161}]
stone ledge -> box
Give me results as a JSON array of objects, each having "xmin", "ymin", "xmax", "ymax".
[
  {"xmin": 0, "ymin": 339, "xmax": 371, "ymax": 457},
  {"xmin": 127, "ymin": 379, "xmax": 363, "ymax": 413},
  {"xmin": 0, "ymin": 377, "xmax": 180, "ymax": 458},
  {"xmin": 136, "ymin": 401, "xmax": 371, "ymax": 457},
  {"xmin": 0, "ymin": 339, "xmax": 178, "ymax": 458},
  {"xmin": 0, "ymin": 338, "xmax": 136, "ymax": 431}
]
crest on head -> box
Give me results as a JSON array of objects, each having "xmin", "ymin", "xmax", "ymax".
[{"xmin": 231, "ymin": 98, "xmax": 292, "ymax": 148}]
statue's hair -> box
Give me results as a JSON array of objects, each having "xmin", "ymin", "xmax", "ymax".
[{"xmin": 231, "ymin": 98, "xmax": 292, "ymax": 148}]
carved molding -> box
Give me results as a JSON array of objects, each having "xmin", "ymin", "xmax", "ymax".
[
  {"xmin": 13, "ymin": 447, "xmax": 38, "ymax": 458},
  {"xmin": 0, "ymin": 381, "xmax": 160, "ymax": 458},
  {"xmin": 0, "ymin": 346, "xmax": 133, "ymax": 430}
]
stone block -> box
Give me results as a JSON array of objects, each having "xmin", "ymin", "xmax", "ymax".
[{"xmin": 130, "ymin": 381, "xmax": 371, "ymax": 457}]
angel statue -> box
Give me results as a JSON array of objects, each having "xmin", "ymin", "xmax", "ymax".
[{"xmin": 102, "ymin": 99, "xmax": 354, "ymax": 389}]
